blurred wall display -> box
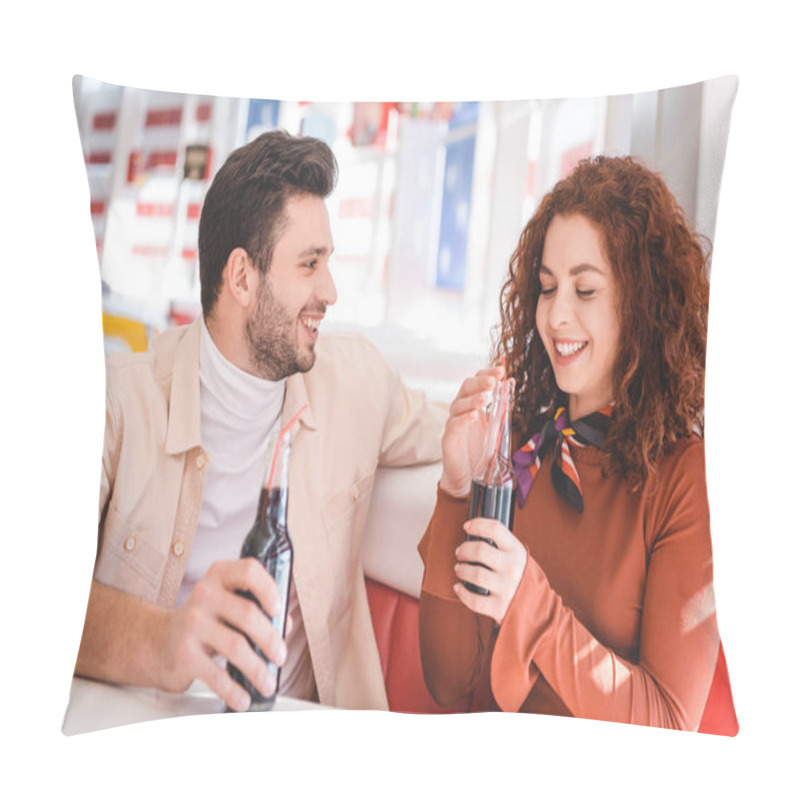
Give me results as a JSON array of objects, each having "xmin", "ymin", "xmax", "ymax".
[{"xmin": 73, "ymin": 76, "xmax": 735, "ymax": 398}]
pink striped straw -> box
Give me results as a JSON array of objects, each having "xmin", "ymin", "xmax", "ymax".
[{"xmin": 266, "ymin": 403, "xmax": 308, "ymax": 491}]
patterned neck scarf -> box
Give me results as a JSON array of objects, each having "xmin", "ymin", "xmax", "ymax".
[{"xmin": 511, "ymin": 396, "xmax": 613, "ymax": 512}]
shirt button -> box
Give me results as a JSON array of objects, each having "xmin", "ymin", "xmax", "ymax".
[
  {"xmin": 124, "ymin": 535, "xmax": 136, "ymax": 552},
  {"xmin": 172, "ymin": 542, "xmax": 184, "ymax": 557},
  {"xmin": 352, "ymin": 484, "xmax": 359, "ymax": 500},
  {"xmin": 195, "ymin": 453, "xmax": 206, "ymax": 470}
]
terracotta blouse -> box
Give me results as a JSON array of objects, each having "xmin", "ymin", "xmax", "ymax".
[{"xmin": 417, "ymin": 436, "xmax": 720, "ymax": 730}]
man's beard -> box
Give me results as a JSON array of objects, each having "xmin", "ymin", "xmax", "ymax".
[{"xmin": 245, "ymin": 275, "xmax": 316, "ymax": 381}]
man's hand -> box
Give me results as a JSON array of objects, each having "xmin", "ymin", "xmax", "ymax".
[
  {"xmin": 158, "ymin": 558, "xmax": 287, "ymax": 711},
  {"xmin": 76, "ymin": 558, "xmax": 287, "ymax": 713}
]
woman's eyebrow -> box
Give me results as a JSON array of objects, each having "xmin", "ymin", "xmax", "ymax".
[
  {"xmin": 539, "ymin": 262, "xmax": 604, "ymax": 276},
  {"xmin": 570, "ymin": 263, "xmax": 604, "ymax": 276}
]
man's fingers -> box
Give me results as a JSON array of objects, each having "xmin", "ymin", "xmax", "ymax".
[
  {"xmin": 210, "ymin": 558, "xmax": 282, "ymax": 618},
  {"xmin": 195, "ymin": 653, "xmax": 253, "ymax": 713},
  {"xmin": 173, "ymin": 559, "xmax": 288, "ymax": 706},
  {"xmin": 223, "ymin": 589, "xmax": 287, "ymax": 666},
  {"xmin": 206, "ymin": 617, "xmax": 278, "ymax": 700}
]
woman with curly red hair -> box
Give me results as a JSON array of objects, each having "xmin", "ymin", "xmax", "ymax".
[{"xmin": 418, "ymin": 156, "xmax": 720, "ymax": 729}]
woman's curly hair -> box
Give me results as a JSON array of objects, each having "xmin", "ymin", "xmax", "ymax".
[{"xmin": 494, "ymin": 156, "xmax": 710, "ymax": 491}]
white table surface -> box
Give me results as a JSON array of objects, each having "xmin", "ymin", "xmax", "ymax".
[{"xmin": 62, "ymin": 676, "xmax": 328, "ymax": 736}]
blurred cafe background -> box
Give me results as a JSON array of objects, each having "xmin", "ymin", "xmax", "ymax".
[{"xmin": 73, "ymin": 75, "xmax": 736, "ymax": 402}]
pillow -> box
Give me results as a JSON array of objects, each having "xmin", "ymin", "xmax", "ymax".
[{"xmin": 64, "ymin": 75, "xmax": 738, "ymax": 739}]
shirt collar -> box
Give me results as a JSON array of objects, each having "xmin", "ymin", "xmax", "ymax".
[
  {"xmin": 165, "ymin": 318, "xmax": 203, "ymax": 455},
  {"xmin": 284, "ymin": 367, "xmax": 318, "ymax": 433}
]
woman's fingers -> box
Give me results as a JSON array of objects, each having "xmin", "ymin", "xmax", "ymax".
[
  {"xmin": 449, "ymin": 369, "xmax": 504, "ymax": 412},
  {"xmin": 456, "ymin": 539, "xmax": 502, "ymax": 571},
  {"xmin": 453, "ymin": 518, "xmax": 528, "ymax": 625},
  {"xmin": 452, "ymin": 580, "xmax": 503, "ymax": 621},
  {"xmin": 440, "ymin": 365, "xmax": 507, "ymax": 498},
  {"xmin": 463, "ymin": 517, "xmax": 517, "ymax": 550},
  {"xmin": 454, "ymin": 560, "xmax": 497, "ymax": 593},
  {"xmin": 448, "ymin": 392, "xmax": 491, "ymax": 419}
]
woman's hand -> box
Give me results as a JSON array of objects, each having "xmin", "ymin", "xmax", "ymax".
[
  {"xmin": 440, "ymin": 365, "xmax": 505, "ymax": 497},
  {"xmin": 453, "ymin": 517, "xmax": 528, "ymax": 626}
]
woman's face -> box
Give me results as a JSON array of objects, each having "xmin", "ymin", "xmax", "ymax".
[{"xmin": 535, "ymin": 213, "xmax": 620, "ymax": 420}]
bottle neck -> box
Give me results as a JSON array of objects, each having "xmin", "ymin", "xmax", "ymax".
[
  {"xmin": 257, "ymin": 427, "xmax": 292, "ymax": 527},
  {"xmin": 255, "ymin": 483, "xmax": 289, "ymax": 528},
  {"xmin": 498, "ymin": 397, "xmax": 511, "ymax": 462},
  {"xmin": 482, "ymin": 379, "xmax": 515, "ymax": 487}
]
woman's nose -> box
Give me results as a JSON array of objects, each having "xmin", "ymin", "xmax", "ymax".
[{"xmin": 548, "ymin": 288, "xmax": 572, "ymax": 328}]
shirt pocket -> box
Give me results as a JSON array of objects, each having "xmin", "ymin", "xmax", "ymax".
[
  {"xmin": 94, "ymin": 500, "xmax": 167, "ymax": 603},
  {"xmin": 322, "ymin": 471, "xmax": 375, "ymax": 620}
]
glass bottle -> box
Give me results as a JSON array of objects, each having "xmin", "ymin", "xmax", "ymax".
[
  {"xmin": 463, "ymin": 377, "xmax": 516, "ymax": 596},
  {"xmin": 226, "ymin": 425, "xmax": 294, "ymax": 711}
]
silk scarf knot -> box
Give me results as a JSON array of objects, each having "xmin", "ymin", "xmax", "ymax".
[{"xmin": 511, "ymin": 400, "xmax": 612, "ymax": 512}]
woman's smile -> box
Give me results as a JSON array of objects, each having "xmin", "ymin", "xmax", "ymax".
[{"xmin": 553, "ymin": 338, "xmax": 588, "ymax": 360}]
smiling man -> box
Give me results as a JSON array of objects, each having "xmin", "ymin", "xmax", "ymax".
[{"xmin": 75, "ymin": 131, "xmax": 446, "ymax": 712}]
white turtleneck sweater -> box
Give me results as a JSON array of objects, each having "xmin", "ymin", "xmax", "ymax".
[{"xmin": 174, "ymin": 319, "xmax": 315, "ymax": 701}]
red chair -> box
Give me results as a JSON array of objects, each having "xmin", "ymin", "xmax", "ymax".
[
  {"xmin": 366, "ymin": 578, "xmax": 470, "ymax": 714},
  {"xmin": 366, "ymin": 577, "xmax": 738, "ymax": 735}
]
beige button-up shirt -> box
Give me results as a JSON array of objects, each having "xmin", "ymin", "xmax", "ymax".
[{"xmin": 95, "ymin": 319, "xmax": 446, "ymax": 710}]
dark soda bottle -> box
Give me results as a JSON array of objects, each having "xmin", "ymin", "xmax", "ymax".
[
  {"xmin": 463, "ymin": 377, "xmax": 516, "ymax": 596},
  {"xmin": 226, "ymin": 425, "xmax": 294, "ymax": 711}
]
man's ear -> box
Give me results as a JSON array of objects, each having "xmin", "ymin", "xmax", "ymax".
[{"xmin": 225, "ymin": 247, "xmax": 259, "ymax": 309}]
